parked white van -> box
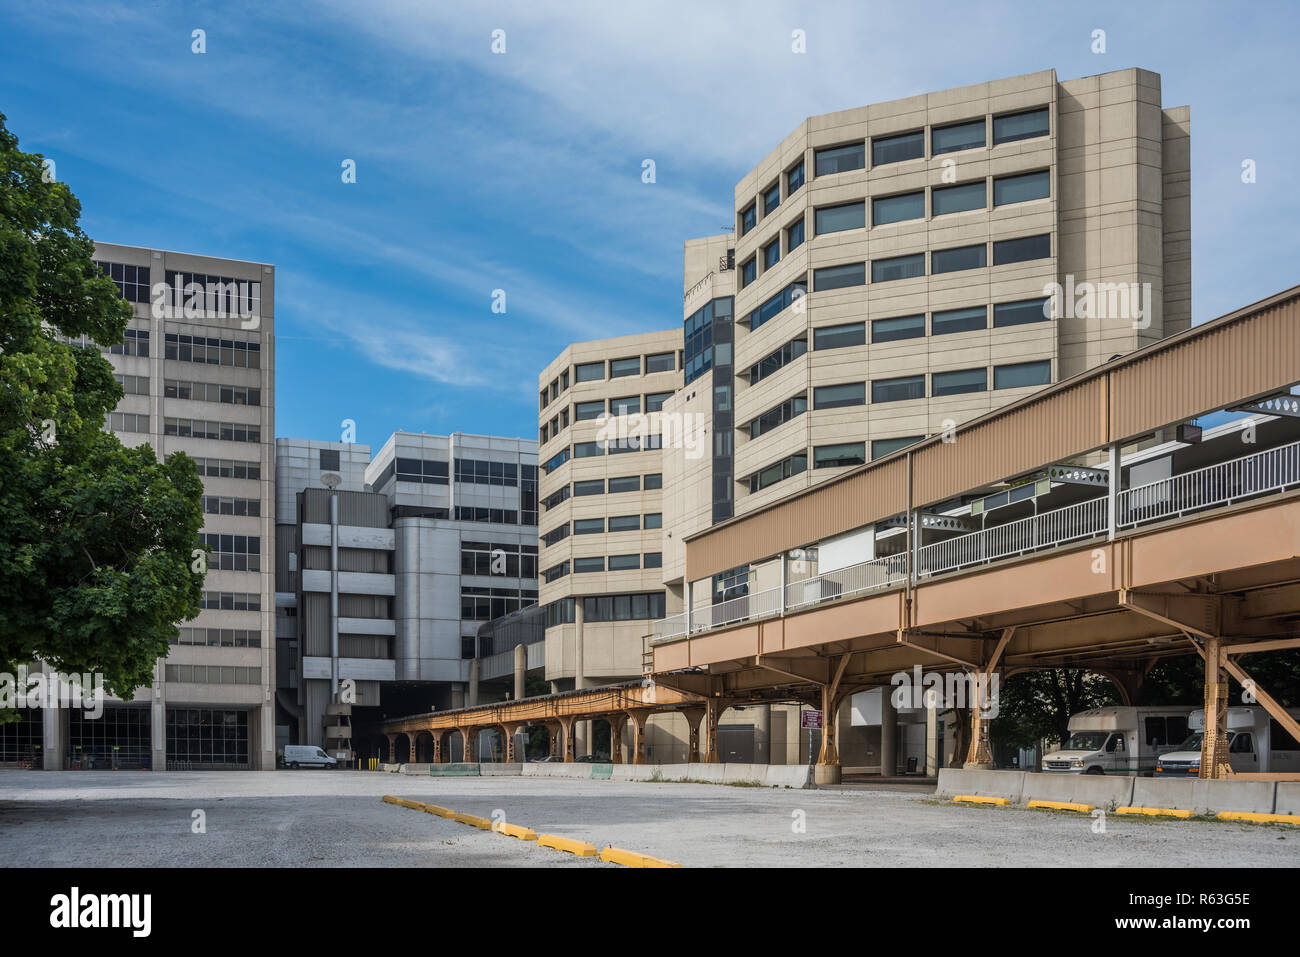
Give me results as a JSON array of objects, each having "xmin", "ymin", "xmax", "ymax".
[
  {"xmin": 1155, "ymin": 706, "xmax": 1300, "ymax": 776},
  {"xmin": 283, "ymin": 745, "xmax": 338, "ymax": 769},
  {"xmin": 1041, "ymin": 706, "xmax": 1196, "ymax": 775}
]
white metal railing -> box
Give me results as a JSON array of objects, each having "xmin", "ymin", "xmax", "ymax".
[
  {"xmin": 917, "ymin": 497, "xmax": 1108, "ymax": 578},
  {"xmin": 785, "ymin": 553, "xmax": 909, "ymax": 612},
  {"xmin": 650, "ymin": 438, "xmax": 1300, "ymax": 642},
  {"xmin": 1117, "ymin": 438, "xmax": 1300, "ymax": 528}
]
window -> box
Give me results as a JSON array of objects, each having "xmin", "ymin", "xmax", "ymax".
[
  {"xmin": 814, "ymin": 323, "xmax": 864, "ymax": 351},
  {"xmin": 106, "ymin": 412, "xmax": 149, "ymax": 433},
  {"xmin": 164, "ymin": 333, "xmax": 260, "ymax": 367},
  {"xmin": 993, "ymin": 233, "xmax": 1051, "ymax": 266},
  {"xmin": 574, "ymin": 518, "xmax": 605, "ymax": 535},
  {"xmin": 748, "ymin": 337, "xmax": 808, "ymax": 382},
  {"xmin": 543, "ymin": 562, "xmax": 570, "ymax": 583},
  {"xmin": 542, "ymin": 524, "xmax": 571, "ymax": 547},
  {"xmin": 582, "ymin": 592, "xmax": 666, "ymax": 622},
  {"xmin": 932, "ymin": 305, "xmax": 987, "ymax": 335},
  {"xmin": 574, "ymin": 479, "xmax": 605, "ymax": 496},
  {"xmin": 786, "ymin": 218, "xmax": 805, "ymax": 252},
  {"xmin": 749, "ymin": 395, "xmax": 807, "ymax": 438},
  {"xmin": 994, "ymin": 360, "xmax": 1052, "ymax": 390},
  {"xmin": 574, "ymin": 441, "xmax": 603, "ymax": 458},
  {"xmin": 201, "ymin": 496, "xmax": 261, "ymax": 517},
  {"xmin": 609, "ymin": 554, "xmax": 640, "ymax": 571},
  {"xmin": 544, "ymin": 598, "xmax": 575, "ymax": 626},
  {"xmin": 646, "ymin": 391, "xmax": 673, "ymax": 412},
  {"xmin": 643, "ymin": 552, "xmax": 663, "ymax": 569},
  {"xmin": 814, "ymin": 262, "xmax": 866, "ymax": 291},
  {"xmin": 319, "ymin": 449, "xmax": 340, "ymax": 472},
  {"xmin": 575, "ymin": 361, "xmax": 604, "ymax": 382},
  {"xmin": 932, "ymin": 119, "xmax": 986, "ymax": 155},
  {"xmin": 164, "ymin": 418, "xmax": 259, "ymax": 442},
  {"xmin": 814, "ymin": 443, "xmax": 866, "ymax": 469},
  {"xmin": 932, "ymin": 368, "xmax": 987, "ymax": 396},
  {"xmin": 739, "ymin": 257, "xmax": 756, "ymax": 289},
  {"xmin": 813, "ymin": 382, "xmax": 865, "ymax": 409},
  {"xmin": 191, "ymin": 458, "xmax": 260, "ymax": 480},
  {"xmin": 643, "ymin": 473, "xmax": 663, "ymax": 490},
  {"xmin": 646, "ymin": 351, "xmax": 675, "ymax": 374},
  {"xmin": 542, "ymin": 486, "xmax": 571, "ymax": 509},
  {"xmin": 994, "ymin": 297, "xmax": 1052, "ymax": 327},
  {"xmin": 164, "ymin": 380, "xmax": 261, "ymax": 405},
  {"xmin": 610, "ymin": 356, "xmax": 640, "ymax": 378},
  {"xmin": 814, "ymin": 142, "xmax": 864, "ymax": 176},
  {"xmin": 993, "ymin": 107, "xmax": 1049, "ymax": 145},
  {"xmin": 610, "ymin": 396, "xmax": 640, "ymax": 416},
  {"xmin": 573, "ymin": 557, "xmax": 604, "ymax": 574},
  {"xmin": 931, "ymin": 244, "xmax": 987, "ymax": 275},
  {"xmin": 643, "ymin": 513, "xmax": 662, "ymax": 529},
  {"xmin": 872, "ymin": 130, "xmax": 924, "ymax": 165},
  {"xmin": 197, "ymin": 533, "xmax": 261, "ymax": 572},
  {"xmin": 542, "ymin": 448, "xmax": 569, "ymax": 475},
  {"xmin": 932, "ymin": 181, "xmax": 986, "ymax": 216},
  {"xmin": 814, "ymin": 201, "xmax": 865, "ymax": 235},
  {"xmin": 608, "ymin": 515, "xmax": 640, "ymax": 532},
  {"xmin": 994, "ymin": 170, "xmax": 1050, "ymax": 206},
  {"xmin": 763, "ymin": 239, "xmax": 780, "ymax": 270},
  {"xmin": 871, "ymin": 436, "xmax": 923, "ymax": 459},
  {"xmin": 872, "ymin": 314, "xmax": 925, "ymax": 343},
  {"xmin": 872, "ymin": 375, "xmax": 925, "ymax": 403},
  {"xmin": 608, "ymin": 475, "xmax": 640, "ymax": 493},
  {"xmin": 574, "ymin": 400, "xmax": 605, "ymax": 421},
  {"xmin": 94, "ymin": 261, "xmax": 152, "ymax": 303},
  {"xmin": 747, "ymin": 281, "xmax": 807, "ymax": 331},
  {"xmin": 113, "ymin": 373, "xmax": 149, "ymax": 395},
  {"xmin": 748, "ymin": 453, "xmax": 807, "ymax": 493},
  {"xmin": 786, "ymin": 159, "xmax": 805, "ymax": 194},
  {"xmin": 740, "ymin": 203, "xmax": 757, "ymax": 236},
  {"xmin": 763, "ymin": 183, "xmax": 781, "ymax": 215},
  {"xmin": 872, "ymin": 191, "xmax": 924, "ymax": 225},
  {"xmin": 871, "ymin": 253, "xmax": 925, "ymax": 283}
]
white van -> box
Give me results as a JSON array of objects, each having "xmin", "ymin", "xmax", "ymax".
[
  {"xmin": 283, "ymin": 745, "xmax": 338, "ymax": 769},
  {"xmin": 1041, "ymin": 706, "xmax": 1195, "ymax": 775},
  {"xmin": 1155, "ymin": 706, "xmax": 1300, "ymax": 776}
]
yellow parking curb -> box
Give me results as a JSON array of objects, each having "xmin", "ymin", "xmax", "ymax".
[
  {"xmin": 1115, "ymin": 806, "xmax": 1193, "ymax": 818},
  {"xmin": 1028, "ymin": 800, "xmax": 1095, "ymax": 813},
  {"xmin": 953, "ymin": 794, "xmax": 1008, "ymax": 806},
  {"xmin": 1217, "ymin": 811, "xmax": 1300, "ymax": 826},
  {"xmin": 537, "ymin": 833, "xmax": 599, "ymax": 857},
  {"xmin": 493, "ymin": 821, "xmax": 538, "ymax": 841},
  {"xmin": 599, "ymin": 846, "xmax": 682, "ymax": 868},
  {"xmin": 422, "ymin": 803, "xmax": 456, "ymax": 818},
  {"xmin": 453, "ymin": 812, "xmax": 493, "ymax": 830},
  {"xmin": 382, "ymin": 795, "xmax": 427, "ymax": 811}
]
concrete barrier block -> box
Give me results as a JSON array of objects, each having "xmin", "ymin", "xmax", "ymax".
[
  {"xmin": 1021, "ymin": 772, "xmax": 1133, "ymax": 809},
  {"xmin": 1275, "ymin": 782, "xmax": 1300, "ymax": 816},
  {"xmin": 1191, "ymin": 779, "xmax": 1276, "ymax": 815},
  {"xmin": 657, "ymin": 763, "xmax": 694, "ymax": 781},
  {"xmin": 722, "ymin": 763, "xmax": 766, "ymax": 784},
  {"xmin": 765, "ymin": 765, "xmax": 811, "ymax": 788},
  {"xmin": 399, "ymin": 763, "xmax": 431, "ymax": 775},
  {"xmin": 428, "ymin": 762, "xmax": 480, "ymax": 777},
  {"xmin": 480, "ymin": 763, "xmax": 523, "ymax": 776},
  {"xmin": 935, "ymin": 768, "xmax": 1025, "ymax": 803},
  {"xmin": 1130, "ymin": 777, "xmax": 1195, "ymax": 810}
]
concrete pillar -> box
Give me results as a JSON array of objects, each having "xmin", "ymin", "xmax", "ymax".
[
  {"xmin": 460, "ymin": 727, "xmax": 474, "ymax": 763},
  {"xmin": 815, "ymin": 688, "xmax": 842, "ymax": 785},
  {"xmin": 558, "ymin": 716, "xmax": 576, "ymax": 762},
  {"xmin": 609, "ymin": 715, "xmax": 628, "ymax": 764},
  {"xmin": 384, "ymin": 734, "xmax": 397, "ymax": 764},
  {"xmin": 513, "ymin": 642, "xmax": 527, "ymax": 700},
  {"xmin": 681, "ymin": 707, "xmax": 705, "ymax": 763},
  {"xmin": 468, "ymin": 659, "xmax": 479, "ymax": 708},
  {"xmin": 1200, "ymin": 637, "xmax": 1231, "ymax": 779},
  {"xmin": 753, "ymin": 703, "xmax": 771, "ymax": 764},
  {"xmin": 42, "ymin": 701, "xmax": 63, "ymax": 771},
  {"xmin": 925, "ymin": 698, "xmax": 939, "ymax": 776},
  {"xmin": 880, "ymin": 688, "xmax": 898, "ymax": 777},
  {"xmin": 627, "ymin": 710, "xmax": 651, "ymax": 765},
  {"xmin": 704, "ymin": 698, "xmax": 723, "ymax": 763}
]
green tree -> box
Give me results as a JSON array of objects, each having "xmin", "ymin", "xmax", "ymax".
[
  {"xmin": 0, "ymin": 111, "xmax": 205, "ymax": 705},
  {"xmin": 991, "ymin": 669, "xmax": 1121, "ymax": 752}
]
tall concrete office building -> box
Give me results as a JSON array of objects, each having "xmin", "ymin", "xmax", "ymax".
[
  {"xmin": 539, "ymin": 67, "xmax": 1192, "ymax": 765},
  {"xmin": 30, "ymin": 243, "xmax": 278, "ymax": 770}
]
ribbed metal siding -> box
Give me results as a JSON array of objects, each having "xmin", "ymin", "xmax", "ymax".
[
  {"xmin": 911, "ymin": 377, "xmax": 1108, "ymax": 506},
  {"xmin": 1111, "ymin": 296, "xmax": 1300, "ymax": 441}
]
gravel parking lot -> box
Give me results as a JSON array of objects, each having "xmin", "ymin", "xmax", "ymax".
[{"xmin": 0, "ymin": 770, "xmax": 1295, "ymax": 867}]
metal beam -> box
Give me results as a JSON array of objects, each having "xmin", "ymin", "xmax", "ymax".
[{"xmin": 1120, "ymin": 589, "xmax": 1222, "ymax": 639}]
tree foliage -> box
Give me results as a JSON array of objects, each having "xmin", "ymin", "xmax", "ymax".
[
  {"xmin": 0, "ymin": 111, "xmax": 204, "ymax": 701},
  {"xmin": 991, "ymin": 669, "xmax": 1121, "ymax": 751}
]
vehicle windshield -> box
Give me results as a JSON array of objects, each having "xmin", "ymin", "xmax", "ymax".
[
  {"xmin": 1172, "ymin": 731, "xmax": 1233, "ymax": 752},
  {"xmin": 1063, "ymin": 732, "xmax": 1108, "ymax": 752}
]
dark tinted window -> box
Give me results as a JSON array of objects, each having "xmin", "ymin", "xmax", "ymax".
[
  {"xmin": 872, "ymin": 375, "xmax": 925, "ymax": 403},
  {"xmin": 994, "ymin": 297, "xmax": 1052, "ymax": 326},
  {"xmin": 993, "ymin": 107, "xmax": 1049, "ymax": 145},
  {"xmin": 787, "ymin": 218, "xmax": 805, "ymax": 251},
  {"xmin": 993, "ymin": 234, "xmax": 1051, "ymax": 265},
  {"xmin": 871, "ymin": 436, "xmax": 923, "ymax": 459},
  {"xmin": 787, "ymin": 160, "xmax": 805, "ymax": 193},
  {"xmin": 610, "ymin": 357, "xmax": 640, "ymax": 378},
  {"xmin": 815, "ymin": 201, "xmax": 865, "ymax": 235},
  {"xmin": 645, "ymin": 352, "xmax": 675, "ymax": 373},
  {"xmin": 871, "ymin": 253, "xmax": 925, "ymax": 283},
  {"xmin": 575, "ymin": 362, "xmax": 604, "ymax": 382},
  {"xmin": 872, "ymin": 191, "xmax": 924, "ymax": 225},
  {"xmin": 814, "ymin": 262, "xmax": 866, "ymax": 291},
  {"xmin": 872, "ymin": 130, "xmax": 924, "ymax": 165},
  {"xmin": 994, "ymin": 360, "xmax": 1051, "ymax": 390},
  {"xmin": 932, "ymin": 181, "xmax": 986, "ymax": 215},
  {"xmin": 932, "ymin": 305, "xmax": 987, "ymax": 335},
  {"xmin": 763, "ymin": 183, "xmax": 781, "ymax": 215},
  {"xmin": 319, "ymin": 449, "xmax": 340, "ymax": 471},
  {"xmin": 932, "ymin": 368, "xmax": 987, "ymax": 396},
  {"xmin": 994, "ymin": 170, "xmax": 1050, "ymax": 206},
  {"xmin": 814, "ymin": 142, "xmax": 864, "ymax": 176},
  {"xmin": 872, "ymin": 314, "xmax": 925, "ymax": 343},
  {"xmin": 814, "ymin": 443, "xmax": 865, "ymax": 468},
  {"xmin": 815, "ymin": 323, "xmax": 866, "ymax": 350},
  {"xmin": 931, "ymin": 244, "xmax": 986, "ymax": 274},
  {"xmin": 932, "ymin": 119, "xmax": 985, "ymax": 155},
  {"xmin": 813, "ymin": 383, "xmax": 865, "ymax": 409}
]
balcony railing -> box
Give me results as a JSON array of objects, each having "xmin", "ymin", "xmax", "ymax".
[{"xmin": 650, "ymin": 438, "xmax": 1300, "ymax": 644}]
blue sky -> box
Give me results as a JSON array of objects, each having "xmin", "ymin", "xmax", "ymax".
[{"xmin": 2, "ymin": 1, "xmax": 1297, "ymax": 448}]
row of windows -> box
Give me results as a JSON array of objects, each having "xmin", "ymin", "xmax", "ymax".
[
  {"xmin": 582, "ymin": 591, "xmax": 667, "ymax": 621},
  {"xmin": 573, "ymin": 351, "xmax": 677, "ymax": 384},
  {"xmin": 542, "ymin": 448, "xmax": 570, "ymax": 475},
  {"xmin": 454, "ymin": 457, "xmax": 536, "ymax": 486},
  {"xmin": 114, "ymin": 373, "xmax": 149, "ymax": 395},
  {"xmin": 164, "ymin": 333, "xmax": 262, "ymax": 368},
  {"xmin": 541, "ymin": 556, "xmax": 665, "ymax": 581},
  {"xmin": 811, "ymin": 436, "xmax": 923, "ymax": 469},
  {"xmin": 454, "ymin": 506, "xmax": 526, "ymax": 526},
  {"xmin": 746, "ymin": 280, "xmax": 807, "ymax": 331},
  {"xmin": 806, "ymin": 359, "xmax": 1051, "ymax": 409},
  {"xmin": 191, "ymin": 457, "xmax": 261, "ymax": 481},
  {"xmin": 802, "ymin": 234, "xmax": 1050, "ymax": 295},
  {"xmin": 746, "ymin": 337, "xmax": 807, "ymax": 384},
  {"xmin": 540, "ymin": 368, "xmax": 571, "ymax": 411},
  {"xmin": 200, "ymin": 590, "xmax": 261, "ymax": 611},
  {"xmin": 164, "ymin": 665, "xmax": 262, "ymax": 685},
  {"xmin": 542, "ymin": 474, "xmax": 661, "ymax": 514},
  {"xmin": 749, "ymin": 452, "xmax": 807, "ymax": 493},
  {"xmin": 459, "ymin": 546, "xmax": 539, "ymax": 579},
  {"xmin": 739, "ymin": 160, "xmax": 804, "ymax": 237},
  {"xmin": 542, "ymin": 485, "xmax": 571, "ymax": 510},
  {"xmin": 555, "ymin": 512, "xmax": 664, "ymax": 536},
  {"xmin": 684, "ymin": 297, "xmax": 733, "ymax": 386},
  {"xmin": 545, "ymin": 391, "xmax": 677, "ymax": 446},
  {"xmin": 106, "ymin": 412, "xmax": 149, "ymax": 433},
  {"xmin": 812, "ymin": 297, "xmax": 1051, "ymax": 353},
  {"xmin": 110, "ymin": 328, "xmax": 150, "ymax": 357},
  {"xmin": 460, "ymin": 592, "xmax": 538, "ymax": 621},
  {"xmin": 164, "ymin": 418, "xmax": 261, "ymax": 443},
  {"xmin": 163, "ymin": 270, "xmax": 261, "ymax": 316},
  {"xmin": 748, "ymin": 394, "xmax": 807, "ymax": 439},
  {"xmin": 164, "ymin": 379, "xmax": 261, "ymax": 406},
  {"xmin": 95, "ymin": 261, "xmax": 152, "ymax": 303},
  {"xmin": 201, "ymin": 495, "xmax": 261, "ymax": 517},
  {"xmin": 172, "ymin": 627, "xmax": 262, "ymax": 648},
  {"xmin": 198, "ymin": 533, "xmax": 262, "ymax": 572}
]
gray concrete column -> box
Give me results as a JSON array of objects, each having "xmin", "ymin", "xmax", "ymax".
[
  {"xmin": 42, "ymin": 700, "xmax": 64, "ymax": 771},
  {"xmin": 880, "ymin": 688, "xmax": 897, "ymax": 777},
  {"xmin": 468, "ymin": 658, "xmax": 479, "ymax": 707},
  {"xmin": 753, "ymin": 703, "xmax": 771, "ymax": 764},
  {"xmin": 925, "ymin": 698, "xmax": 939, "ymax": 776},
  {"xmin": 513, "ymin": 642, "xmax": 527, "ymax": 700}
]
